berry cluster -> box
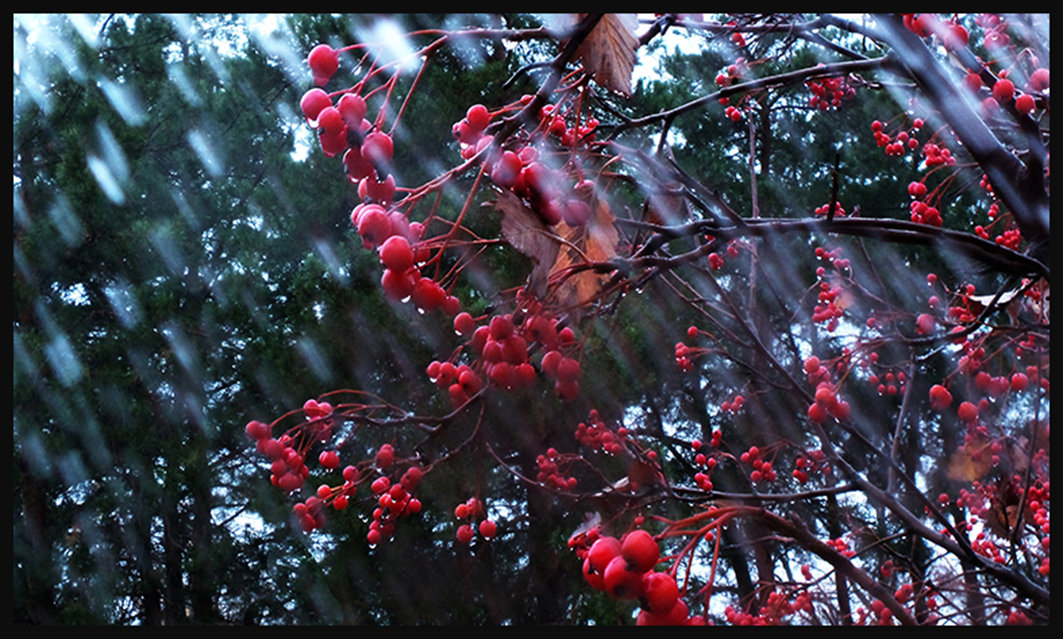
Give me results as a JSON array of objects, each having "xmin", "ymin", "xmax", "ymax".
[
  {"xmin": 724, "ymin": 589, "xmax": 811, "ymax": 625},
  {"xmin": 573, "ymin": 408, "xmax": 625, "ymax": 455},
  {"xmin": 691, "ymin": 439, "xmax": 718, "ymax": 491},
  {"xmin": 366, "ymin": 451, "xmax": 426, "ymax": 545},
  {"xmin": 453, "ymin": 100, "xmax": 600, "ymax": 228},
  {"xmin": 739, "ymin": 445, "xmax": 777, "ymax": 484},
  {"xmin": 803, "ymin": 355, "xmax": 851, "ymax": 425},
  {"xmin": 535, "ymin": 447, "xmax": 579, "ymax": 491},
  {"xmin": 574, "ymin": 528, "xmax": 697, "ymax": 625},
  {"xmin": 246, "ymin": 397, "xmax": 339, "ymax": 495},
  {"xmin": 429, "ymin": 300, "xmax": 583, "ymax": 405},
  {"xmin": 791, "ymin": 448, "xmax": 830, "ymax": 484},
  {"xmin": 805, "ymin": 75, "xmax": 856, "ymax": 110},
  {"xmin": 453, "ymin": 496, "xmax": 496, "ymax": 545}
]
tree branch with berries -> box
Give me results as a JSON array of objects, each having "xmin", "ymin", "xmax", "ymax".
[{"xmin": 245, "ymin": 13, "xmax": 1048, "ymax": 625}]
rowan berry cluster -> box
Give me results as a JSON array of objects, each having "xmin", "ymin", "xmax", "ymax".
[
  {"xmin": 535, "ymin": 447, "xmax": 578, "ymax": 492},
  {"xmin": 805, "ymin": 75, "xmax": 856, "ymax": 110},
  {"xmin": 454, "ymin": 496, "xmax": 497, "ymax": 545},
  {"xmin": 690, "ymin": 439, "xmax": 718, "ymax": 491},
  {"xmin": 573, "ymin": 409, "xmax": 626, "ymax": 455},
  {"xmin": 803, "ymin": 355, "xmax": 850, "ymax": 425},
  {"xmin": 363, "ymin": 449, "xmax": 426, "ymax": 545},
  {"xmin": 573, "ymin": 528, "xmax": 699, "ymax": 625}
]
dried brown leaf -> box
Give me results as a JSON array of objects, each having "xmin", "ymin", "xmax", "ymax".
[
  {"xmin": 573, "ymin": 14, "xmax": 639, "ymax": 97},
  {"xmin": 946, "ymin": 438, "xmax": 995, "ymax": 483},
  {"xmin": 489, "ymin": 189, "xmax": 561, "ymax": 300},
  {"xmin": 549, "ymin": 197, "xmax": 619, "ymax": 308}
]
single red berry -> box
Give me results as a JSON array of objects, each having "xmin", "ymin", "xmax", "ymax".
[
  {"xmin": 300, "ymin": 88, "xmax": 333, "ymax": 122},
  {"xmin": 454, "ymin": 312, "xmax": 476, "ymax": 336},
  {"xmin": 1015, "ymin": 93, "xmax": 1036, "ymax": 115},
  {"xmin": 308, "ymin": 44, "xmax": 339, "ymax": 86},
  {"xmin": 381, "ymin": 267, "xmax": 418, "ymax": 301},
  {"xmin": 586, "ymin": 536, "xmax": 622, "ymax": 574},
  {"xmin": 370, "ymin": 476, "xmax": 390, "ymax": 494},
  {"xmin": 478, "ymin": 519, "xmax": 497, "ymax": 539},
  {"xmin": 456, "ymin": 523, "xmax": 474, "ymax": 544},
  {"xmin": 465, "ymin": 104, "xmax": 491, "ymax": 132},
  {"xmin": 357, "ymin": 204, "xmax": 393, "ymax": 249},
  {"xmin": 375, "ymin": 443, "xmax": 395, "ymax": 469},
  {"xmin": 640, "ymin": 571, "xmax": 680, "ymax": 614},
  {"xmin": 915, "ymin": 313, "xmax": 936, "ymax": 335},
  {"xmin": 957, "ymin": 400, "xmax": 979, "ymax": 422},
  {"xmin": 603, "ymin": 555, "xmax": 644, "ymax": 599},
  {"xmin": 411, "ymin": 277, "xmax": 447, "ymax": 312},
  {"xmin": 583, "ymin": 557, "xmax": 606, "ymax": 590},
  {"xmin": 318, "ymin": 450, "xmax": 340, "ymax": 469},
  {"xmin": 621, "ymin": 529, "xmax": 660, "ymax": 574},
  {"xmin": 245, "ymin": 420, "xmax": 271, "ymax": 440},
  {"xmin": 1029, "ymin": 67, "xmax": 1050, "ymax": 91},
  {"xmin": 992, "ymin": 78, "xmax": 1015, "ymax": 103},
  {"xmin": 555, "ymin": 356, "xmax": 581, "ymax": 383},
  {"xmin": 336, "ymin": 92, "xmax": 367, "ymax": 126},
  {"xmin": 378, "ymin": 235, "xmax": 415, "ymax": 272},
  {"xmin": 490, "ymin": 150, "xmax": 522, "ymax": 188},
  {"xmin": 361, "ymin": 131, "xmax": 394, "ymax": 165}
]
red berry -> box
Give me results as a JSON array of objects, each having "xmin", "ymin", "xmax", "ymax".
[
  {"xmin": 370, "ymin": 476, "xmax": 390, "ymax": 494},
  {"xmin": 337, "ymin": 92, "xmax": 367, "ymax": 126},
  {"xmin": 357, "ymin": 204, "xmax": 393, "ymax": 249},
  {"xmin": 807, "ymin": 402, "xmax": 827, "ymax": 424},
  {"xmin": 583, "ymin": 557, "xmax": 606, "ymax": 590},
  {"xmin": 453, "ymin": 312, "xmax": 476, "ymax": 336},
  {"xmin": 929, "ymin": 384, "xmax": 952, "ymax": 411},
  {"xmin": 561, "ymin": 198, "xmax": 591, "ymax": 226},
  {"xmin": 587, "ymin": 535, "xmax": 622, "ymax": 574},
  {"xmin": 478, "ymin": 519, "xmax": 497, "ymax": 539},
  {"xmin": 308, "ymin": 44, "xmax": 339, "ymax": 86},
  {"xmin": 465, "ymin": 103, "xmax": 491, "ymax": 131},
  {"xmin": 375, "ymin": 443, "xmax": 395, "ymax": 469},
  {"xmin": 621, "ymin": 529, "xmax": 660, "ymax": 574},
  {"xmin": 315, "ymin": 105, "xmax": 345, "ymax": 134},
  {"xmin": 359, "ymin": 172, "xmax": 397, "ymax": 204},
  {"xmin": 915, "ymin": 313, "xmax": 936, "ymax": 335},
  {"xmin": 411, "ymin": 277, "xmax": 447, "ymax": 312},
  {"xmin": 1030, "ymin": 68, "xmax": 1050, "ymax": 91},
  {"xmin": 361, "ymin": 131, "xmax": 394, "ymax": 165},
  {"xmin": 640, "ymin": 571, "xmax": 680, "ymax": 614},
  {"xmin": 604, "ymin": 555, "xmax": 644, "ymax": 599},
  {"xmin": 555, "ymin": 356, "xmax": 581, "ymax": 383},
  {"xmin": 318, "ymin": 450, "xmax": 340, "ymax": 469},
  {"xmin": 381, "ymin": 267, "xmax": 418, "ymax": 301},
  {"xmin": 1015, "ymin": 93, "xmax": 1036, "ymax": 115},
  {"xmin": 490, "ymin": 150, "xmax": 522, "ymax": 188},
  {"xmin": 456, "ymin": 523, "xmax": 474, "ymax": 544},
  {"xmin": 300, "ymin": 88, "xmax": 333, "ymax": 121},
  {"xmin": 245, "ymin": 420, "xmax": 271, "ymax": 440},
  {"xmin": 992, "ymin": 78, "xmax": 1014, "ymax": 103},
  {"xmin": 378, "ymin": 235, "xmax": 415, "ymax": 272},
  {"xmin": 957, "ymin": 400, "xmax": 979, "ymax": 422},
  {"xmin": 803, "ymin": 356, "xmax": 820, "ymax": 374}
]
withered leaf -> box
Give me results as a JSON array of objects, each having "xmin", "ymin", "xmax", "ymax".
[
  {"xmin": 946, "ymin": 438, "xmax": 995, "ymax": 483},
  {"xmin": 489, "ymin": 188, "xmax": 561, "ymax": 300},
  {"xmin": 549, "ymin": 197, "xmax": 619, "ymax": 309},
  {"xmin": 573, "ymin": 14, "xmax": 639, "ymax": 97}
]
